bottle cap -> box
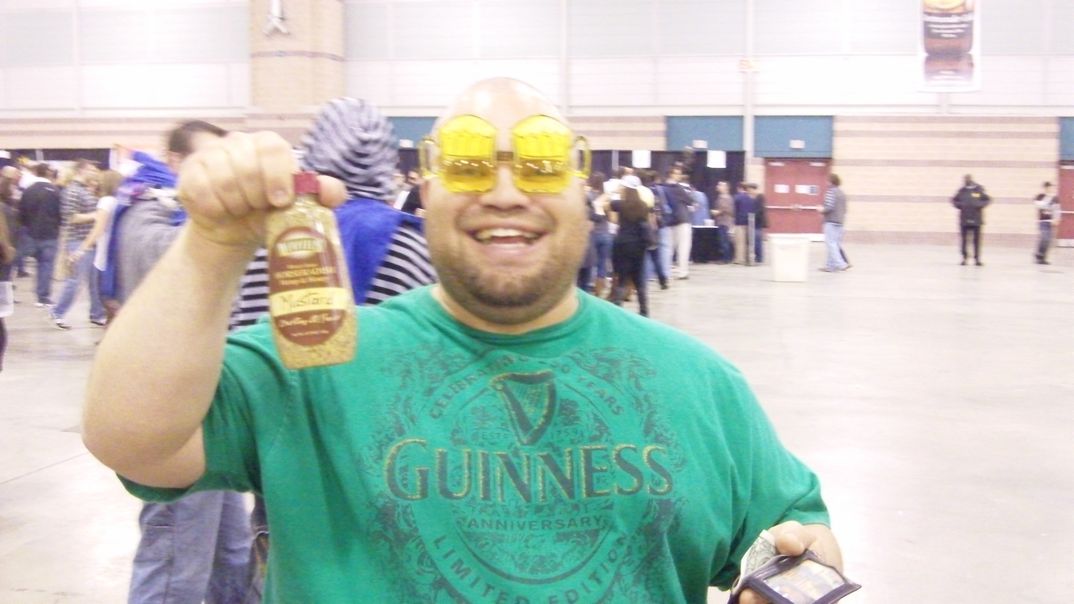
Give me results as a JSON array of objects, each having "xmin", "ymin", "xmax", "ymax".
[{"xmin": 294, "ymin": 171, "xmax": 320, "ymax": 195}]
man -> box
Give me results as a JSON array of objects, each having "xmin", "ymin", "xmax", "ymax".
[
  {"xmin": 1033, "ymin": 181, "xmax": 1061, "ymax": 265},
  {"xmin": 661, "ymin": 166, "xmax": 695, "ymax": 279},
  {"xmin": 747, "ymin": 184, "xmax": 767, "ymax": 264},
  {"xmin": 107, "ymin": 121, "xmax": 254, "ymax": 604},
  {"xmin": 49, "ymin": 160, "xmax": 105, "ymax": 329},
  {"xmin": 819, "ymin": 174, "xmax": 849, "ymax": 272},
  {"xmin": 84, "ymin": 78, "xmax": 843, "ymax": 603},
  {"xmin": 1, "ymin": 165, "xmax": 29, "ymax": 278},
  {"xmin": 952, "ymin": 174, "xmax": 990, "ymax": 266},
  {"xmin": 732, "ymin": 182, "xmax": 755, "ymax": 265},
  {"xmin": 711, "ymin": 181, "xmax": 734, "ymax": 263},
  {"xmin": 17, "ymin": 164, "xmax": 62, "ymax": 306}
]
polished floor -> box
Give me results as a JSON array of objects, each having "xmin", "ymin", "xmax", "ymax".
[{"xmin": 1, "ymin": 242, "xmax": 1071, "ymax": 603}]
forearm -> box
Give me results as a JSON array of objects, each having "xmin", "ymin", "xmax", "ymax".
[{"xmin": 83, "ymin": 226, "xmax": 254, "ymax": 476}]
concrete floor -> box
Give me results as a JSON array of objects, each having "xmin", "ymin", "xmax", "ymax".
[{"xmin": 1, "ymin": 242, "xmax": 1071, "ymax": 603}]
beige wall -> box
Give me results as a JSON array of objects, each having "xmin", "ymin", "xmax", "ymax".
[{"xmin": 833, "ymin": 116, "xmax": 1057, "ymax": 242}]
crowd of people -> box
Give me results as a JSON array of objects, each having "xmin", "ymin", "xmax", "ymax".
[{"xmin": 0, "ymin": 76, "xmax": 1063, "ymax": 604}]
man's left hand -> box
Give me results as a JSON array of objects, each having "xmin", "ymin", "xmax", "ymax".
[{"xmin": 738, "ymin": 521, "xmax": 843, "ymax": 604}]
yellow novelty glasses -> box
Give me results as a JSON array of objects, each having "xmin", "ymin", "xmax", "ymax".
[{"xmin": 420, "ymin": 114, "xmax": 591, "ymax": 194}]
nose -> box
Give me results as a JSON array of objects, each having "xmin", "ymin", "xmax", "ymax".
[{"xmin": 478, "ymin": 164, "xmax": 530, "ymax": 210}]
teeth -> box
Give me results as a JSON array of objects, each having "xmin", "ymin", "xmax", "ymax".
[{"xmin": 474, "ymin": 228, "xmax": 538, "ymax": 242}]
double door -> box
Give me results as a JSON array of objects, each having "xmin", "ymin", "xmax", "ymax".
[{"xmin": 763, "ymin": 159, "xmax": 831, "ymax": 234}]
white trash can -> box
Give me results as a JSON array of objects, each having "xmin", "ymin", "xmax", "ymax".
[{"xmin": 769, "ymin": 234, "xmax": 811, "ymax": 282}]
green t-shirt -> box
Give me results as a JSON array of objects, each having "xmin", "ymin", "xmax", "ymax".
[{"xmin": 123, "ymin": 287, "xmax": 829, "ymax": 603}]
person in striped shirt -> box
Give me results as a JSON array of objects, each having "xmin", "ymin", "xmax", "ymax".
[{"xmin": 300, "ymin": 97, "xmax": 437, "ymax": 306}]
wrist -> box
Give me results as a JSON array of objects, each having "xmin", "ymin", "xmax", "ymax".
[{"xmin": 179, "ymin": 225, "xmax": 258, "ymax": 270}]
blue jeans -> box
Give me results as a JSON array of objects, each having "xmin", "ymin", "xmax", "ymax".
[
  {"xmin": 824, "ymin": 222, "xmax": 848, "ymax": 270},
  {"xmin": 13, "ymin": 226, "xmax": 32, "ymax": 274},
  {"xmin": 52, "ymin": 241, "xmax": 105, "ymax": 321},
  {"xmin": 1036, "ymin": 222, "xmax": 1054, "ymax": 261},
  {"xmin": 593, "ymin": 231, "xmax": 614, "ymax": 280},
  {"xmin": 22, "ymin": 237, "xmax": 57, "ymax": 303},
  {"xmin": 644, "ymin": 227, "xmax": 671, "ymax": 284},
  {"xmin": 715, "ymin": 225, "xmax": 732, "ymax": 262},
  {"xmin": 130, "ymin": 492, "xmax": 252, "ymax": 604}
]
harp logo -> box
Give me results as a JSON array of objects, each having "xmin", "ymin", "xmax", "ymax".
[{"xmin": 491, "ymin": 371, "xmax": 556, "ymax": 446}]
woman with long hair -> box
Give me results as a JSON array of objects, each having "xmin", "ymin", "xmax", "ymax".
[{"xmin": 609, "ymin": 184, "xmax": 654, "ymax": 317}]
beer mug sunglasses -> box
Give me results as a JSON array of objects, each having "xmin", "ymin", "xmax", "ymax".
[{"xmin": 420, "ymin": 114, "xmax": 591, "ymax": 194}]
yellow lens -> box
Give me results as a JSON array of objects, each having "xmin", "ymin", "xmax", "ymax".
[
  {"xmin": 437, "ymin": 115, "xmax": 497, "ymax": 193},
  {"xmin": 512, "ymin": 115, "xmax": 572, "ymax": 193}
]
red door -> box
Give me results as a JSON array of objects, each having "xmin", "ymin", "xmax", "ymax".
[
  {"xmin": 1059, "ymin": 163, "xmax": 1074, "ymax": 241},
  {"xmin": 763, "ymin": 159, "xmax": 830, "ymax": 234}
]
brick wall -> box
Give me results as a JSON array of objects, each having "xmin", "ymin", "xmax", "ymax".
[{"xmin": 833, "ymin": 116, "xmax": 1056, "ymax": 244}]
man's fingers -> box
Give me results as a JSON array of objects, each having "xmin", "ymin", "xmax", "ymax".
[
  {"xmin": 177, "ymin": 159, "xmax": 229, "ymax": 222},
  {"xmin": 738, "ymin": 589, "xmax": 768, "ymax": 604},
  {"xmin": 317, "ymin": 176, "xmax": 347, "ymax": 208},
  {"xmin": 224, "ymin": 132, "xmax": 269, "ymax": 211},
  {"xmin": 199, "ymin": 147, "xmax": 248, "ymax": 219},
  {"xmin": 252, "ymin": 131, "xmax": 298, "ymax": 208}
]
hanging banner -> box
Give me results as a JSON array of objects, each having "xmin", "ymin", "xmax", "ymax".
[{"xmin": 920, "ymin": 0, "xmax": 980, "ymax": 92}]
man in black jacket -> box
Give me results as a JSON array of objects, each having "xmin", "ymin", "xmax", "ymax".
[
  {"xmin": 17, "ymin": 164, "xmax": 61, "ymax": 305},
  {"xmin": 952, "ymin": 174, "xmax": 991, "ymax": 266}
]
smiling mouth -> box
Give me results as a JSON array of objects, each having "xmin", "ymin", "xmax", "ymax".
[{"xmin": 471, "ymin": 228, "xmax": 544, "ymax": 246}]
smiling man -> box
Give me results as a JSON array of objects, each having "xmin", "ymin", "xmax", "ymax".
[{"xmin": 84, "ymin": 78, "xmax": 843, "ymax": 604}]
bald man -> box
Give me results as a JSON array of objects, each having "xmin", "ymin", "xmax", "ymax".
[{"xmin": 84, "ymin": 78, "xmax": 843, "ymax": 603}]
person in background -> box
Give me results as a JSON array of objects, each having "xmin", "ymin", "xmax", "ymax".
[
  {"xmin": 106, "ymin": 121, "xmax": 254, "ymax": 604},
  {"xmin": 49, "ymin": 160, "xmax": 105, "ymax": 329},
  {"xmin": 690, "ymin": 179, "xmax": 710, "ymax": 226},
  {"xmin": 819, "ymin": 173, "xmax": 849, "ymax": 272},
  {"xmin": 609, "ymin": 182, "xmax": 655, "ymax": 317},
  {"xmin": 400, "ymin": 171, "xmax": 424, "ymax": 216},
  {"xmin": 952, "ymin": 174, "xmax": 991, "ymax": 266},
  {"xmin": 1, "ymin": 165, "xmax": 30, "ymax": 278},
  {"xmin": 65, "ymin": 169, "xmax": 123, "ymax": 323},
  {"xmin": 642, "ymin": 169, "xmax": 671, "ymax": 289},
  {"xmin": 1033, "ymin": 181, "xmax": 1061, "ymax": 265},
  {"xmin": 732, "ymin": 182, "xmax": 755, "ymax": 265},
  {"xmin": 711, "ymin": 181, "xmax": 734, "ymax": 264},
  {"xmin": 0, "ymin": 186, "xmax": 15, "ymax": 372},
  {"xmin": 747, "ymin": 183, "xmax": 767, "ymax": 264},
  {"xmin": 586, "ymin": 172, "xmax": 613, "ymax": 298},
  {"xmin": 16, "ymin": 164, "xmax": 61, "ymax": 306},
  {"xmin": 300, "ymin": 97, "xmax": 438, "ymax": 305}
]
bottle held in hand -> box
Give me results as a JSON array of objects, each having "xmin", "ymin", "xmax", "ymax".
[{"xmin": 265, "ymin": 172, "xmax": 356, "ymax": 369}]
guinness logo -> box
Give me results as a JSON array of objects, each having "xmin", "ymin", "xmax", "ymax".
[
  {"xmin": 372, "ymin": 349, "xmax": 683, "ymax": 601},
  {"xmin": 491, "ymin": 371, "xmax": 556, "ymax": 446}
]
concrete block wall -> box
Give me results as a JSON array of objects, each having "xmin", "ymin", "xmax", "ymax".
[{"xmin": 833, "ymin": 116, "xmax": 1057, "ymax": 243}]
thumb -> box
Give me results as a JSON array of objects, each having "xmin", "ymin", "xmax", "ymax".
[
  {"xmin": 770, "ymin": 520, "xmax": 816, "ymax": 556},
  {"xmin": 316, "ymin": 176, "xmax": 347, "ymax": 209}
]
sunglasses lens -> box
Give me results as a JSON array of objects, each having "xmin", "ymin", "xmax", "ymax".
[
  {"xmin": 441, "ymin": 158, "xmax": 495, "ymax": 193},
  {"xmin": 512, "ymin": 116, "xmax": 572, "ymax": 193},
  {"xmin": 437, "ymin": 115, "xmax": 497, "ymax": 193},
  {"xmin": 514, "ymin": 158, "xmax": 569, "ymax": 193}
]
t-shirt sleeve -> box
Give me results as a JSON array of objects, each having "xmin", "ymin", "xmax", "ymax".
[
  {"xmin": 119, "ymin": 323, "xmax": 294, "ymax": 502},
  {"xmin": 709, "ymin": 363, "xmax": 830, "ymax": 589}
]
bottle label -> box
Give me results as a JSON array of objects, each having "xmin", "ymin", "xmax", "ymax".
[
  {"xmin": 923, "ymin": 3, "xmax": 973, "ymax": 42},
  {"xmin": 268, "ymin": 226, "xmax": 348, "ymax": 346}
]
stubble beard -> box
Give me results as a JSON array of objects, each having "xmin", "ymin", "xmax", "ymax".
[{"xmin": 429, "ymin": 223, "xmax": 589, "ymax": 326}]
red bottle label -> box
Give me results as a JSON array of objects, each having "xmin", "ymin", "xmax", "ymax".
[{"xmin": 267, "ymin": 226, "xmax": 348, "ymax": 346}]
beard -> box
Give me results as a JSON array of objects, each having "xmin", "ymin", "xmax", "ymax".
[{"xmin": 428, "ymin": 216, "xmax": 589, "ymax": 325}]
